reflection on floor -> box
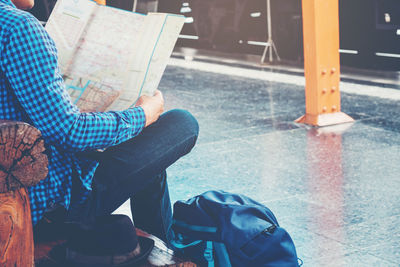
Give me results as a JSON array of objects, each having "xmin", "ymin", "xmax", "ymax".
[{"xmin": 116, "ymin": 58, "xmax": 400, "ymax": 266}]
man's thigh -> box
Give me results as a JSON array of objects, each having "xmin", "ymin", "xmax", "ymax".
[{"xmin": 86, "ymin": 109, "xmax": 199, "ymax": 216}]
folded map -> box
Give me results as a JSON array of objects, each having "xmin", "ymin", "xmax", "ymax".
[{"xmin": 45, "ymin": 0, "xmax": 185, "ymax": 112}]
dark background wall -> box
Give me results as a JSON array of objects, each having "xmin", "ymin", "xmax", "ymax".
[
  {"xmin": 339, "ymin": 0, "xmax": 400, "ymax": 70},
  {"xmin": 159, "ymin": 0, "xmax": 400, "ymax": 71},
  {"xmin": 30, "ymin": 0, "xmax": 400, "ymax": 71}
]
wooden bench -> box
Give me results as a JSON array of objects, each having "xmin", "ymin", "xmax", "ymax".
[{"xmin": 0, "ymin": 121, "xmax": 196, "ymax": 267}]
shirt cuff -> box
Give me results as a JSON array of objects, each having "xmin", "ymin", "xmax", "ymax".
[{"xmin": 130, "ymin": 106, "xmax": 146, "ymax": 132}]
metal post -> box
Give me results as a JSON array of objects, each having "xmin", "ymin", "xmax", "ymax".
[
  {"xmin": 133, "ymin": 0, "xmax": 137, "ymax": 12},
  {"xmin": 261, "ymin": 0, "xmax": 280, "ymax": 63},
  {"xmin": 295, "ymin": 0, "xmax": 353, "ymax": 126}
]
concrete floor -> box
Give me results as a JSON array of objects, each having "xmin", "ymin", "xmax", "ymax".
[{"xmin": 116, "ymin": 58, "xmax": 400, "ymax": 266}]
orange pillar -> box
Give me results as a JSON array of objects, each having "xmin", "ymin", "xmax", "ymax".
[
  {"xmin": 94, "ymin": 0, "xmax": 106, "ymax": 5},
  {"xmin": 296, "ymin": 0, "xmax": 353, "ymax": 127}
]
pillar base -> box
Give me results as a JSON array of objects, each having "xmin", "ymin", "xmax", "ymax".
[{"xmin": 295, "ymin": 112, "xmax": 354, "ymax": 127}]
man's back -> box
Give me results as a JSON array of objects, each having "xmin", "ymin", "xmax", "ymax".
[{"xmin": 0, "ymin": 0, "xmax": 95, "ymax": 225}]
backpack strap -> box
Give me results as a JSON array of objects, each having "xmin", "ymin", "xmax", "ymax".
[
  {"xmin": 170, "ymin": 237, "xmax": 203, "ymax": 249},
  {"xmin": 204, "ymin": 241, "xmax": 215, "ymax": 267},
  {"xmin": 171, "ymin": 219, "xmax": 219, "ymax": 267},
  {"xmin": 172, "ymin": 219, "xmax": 218, "ymax": 233},
  {"xmin": 170, "ymin": 237, "xmax": 215, "ymax": 267},
  {"xmin": 214, "ymin": 242, "xmax": 232, "ymax": 267}
]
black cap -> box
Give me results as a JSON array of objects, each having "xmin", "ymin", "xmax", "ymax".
[{"xmin": 65, "ymin": 214, "xmax": 154, "ymax": 266}]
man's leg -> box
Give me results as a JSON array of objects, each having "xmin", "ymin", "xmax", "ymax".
[
  {"xmin": 68, "ymin": 109, "xmax": 199, "ymax": 244},
  {"xmin": 130, "ymin": 170, "xmax": 172, "ymax": 242}
]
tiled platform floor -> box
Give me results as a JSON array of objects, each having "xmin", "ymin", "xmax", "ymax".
[{"xmin": 116, "ymin": 58, "xmax": 400, "ymax": 266}]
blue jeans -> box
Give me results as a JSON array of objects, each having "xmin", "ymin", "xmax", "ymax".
[{"xmin": 68, "ymin": 109, "xmax": 199, "ymax": 245}]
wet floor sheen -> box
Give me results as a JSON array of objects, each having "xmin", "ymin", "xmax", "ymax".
[
  {"xmin": 162, "ymin": 60, "xmax": 400, "ymax": 266},
  {"xmin": 117, "ymin": 59, "xmax": 400, "ymax": 266}
]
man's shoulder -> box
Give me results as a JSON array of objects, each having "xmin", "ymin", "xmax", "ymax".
[{"xmin": 0, "ymin": 3, "xmax": 41, "ymax": 35}]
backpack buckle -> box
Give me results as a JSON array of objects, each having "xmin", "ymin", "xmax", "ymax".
[
  {"xmin": 204, "ymin": 248, "xmax": 213, "ymax": 261},
  {"xmin": 204, "ymin": 241, "xmax": 214, "ymax": 263}
]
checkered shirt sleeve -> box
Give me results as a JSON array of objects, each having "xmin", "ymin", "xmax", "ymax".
[{"xmin": 1, "ymin": 13, "xmax": 146, "ymax": 151}]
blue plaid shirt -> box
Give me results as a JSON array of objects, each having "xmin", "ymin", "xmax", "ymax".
[{"xmin": 0, "ymin": 0, "xmax": 146, "ymax": 225}]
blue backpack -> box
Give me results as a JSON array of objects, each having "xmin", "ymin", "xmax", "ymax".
[{"xmin": 170, "ymin": 190, "xmax": 299, "ymax": 267}]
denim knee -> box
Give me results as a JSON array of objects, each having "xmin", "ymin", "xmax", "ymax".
[{"xmin": 164, "ymin": 109, "xmax": 199, "ymax": 139}]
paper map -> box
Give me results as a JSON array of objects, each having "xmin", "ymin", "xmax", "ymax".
[{"xmin": 45, "ymin": 0, "xmax": 184, "ymax": 112}]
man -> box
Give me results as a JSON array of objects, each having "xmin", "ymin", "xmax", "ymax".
[{"xmin": 0, "ymin": 0, "xmax": 199, "ymax": 262}]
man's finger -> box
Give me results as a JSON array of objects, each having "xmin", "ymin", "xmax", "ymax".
[{"xmin": 153, "ymin": 90, "xmax": 162, "ymax": 97}]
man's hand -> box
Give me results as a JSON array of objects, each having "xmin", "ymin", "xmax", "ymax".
[{"xmin": 135, "ymin": 90, "xmax": 164, "ymax": 127}]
